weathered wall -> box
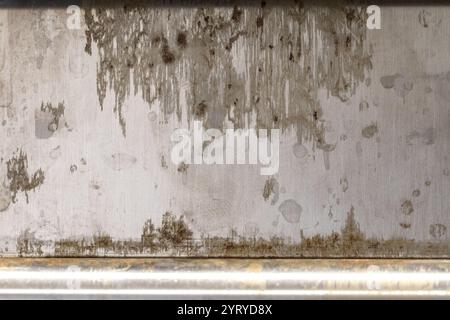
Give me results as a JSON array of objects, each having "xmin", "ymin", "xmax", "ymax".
[{"xmin": 0, "ymin": 1, "xmax": 449, "ymax": 257}]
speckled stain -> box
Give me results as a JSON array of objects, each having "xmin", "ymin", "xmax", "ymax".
[
  {"xmin": 5, "ymin": 150, "xmax": 45, "ymax": 204},
  {"xmin": 1, "ymin": 3, "xmax": 450, "ymax": 258},
  {"xmin": 14, "ymin": 206, "xmax": 450, "ymax": 258}
]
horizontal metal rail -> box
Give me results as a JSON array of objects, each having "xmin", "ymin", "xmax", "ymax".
[{"xmin": 0, "ymin": 259, "xmax": 449, "ymax": 299}]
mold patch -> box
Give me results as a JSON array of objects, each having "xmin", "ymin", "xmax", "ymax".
[{"xmin": 6, "ymin": 150, "xmax": 45, "ymax": 203}]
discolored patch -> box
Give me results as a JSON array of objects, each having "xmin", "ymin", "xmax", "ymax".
[
  {"xmin": 401, "ymin": 200, "xmax": 414, "ymax": 216},
  {"xmin": 278, "ymin": 199, "xmax": 302, "ymax": 224},
  {"xmin": 362, "ymin": 123, "xmax": 378, "ymax": 139},
  {"xmin": 193, "ymin": 101, "xmax": 208, "ymax": 120},
  {"xmin": 104, "ymin": 153, "xmax": 137, "ymax": 171},
  {"xmin": 430, "ymin": 224, "xmax": 447, "ymax": 239},
  {"xmin": 176, "ymin": 31, "xmax": 188, "ymax": 49},
  {"xmin": 84, "ymin": 3, "xmax": 371, "ymax": 143},
  {"xmin": 380, "ymin": 74, "xmax": 401, "ymax": 89},
  {"xmin": 35, "ymin": 102, "xmax": 66, "ymax": 139},
  {"xmin": 359, "ymin": 101, "xmax": 369, "ymax": 111},
  {"xmin": 177, "ymin": 162, "xmax": 189, "ymax": 174},
  {"xmin": 161, "ymin": 44, "xmax": 175, "ymax": 64},
  {"xmin": 380, "ymin": 74, "xmax": 414, "ymax": 98},
  {"xmin": 340, "ymin": 177, "xmax": 349, "ymax": 193},
  {"xmin": 262, "ymin": 177, "xmax": 279, "ymax": 205},
  {"xmin": 406, "ymin": 127, "xmax": 436, "ymax": 146},
  {"xmin": 0, "ymin": 183, "xmax": 11, "ymax": 212},
  {"xmin": 292, "ymin": 143, "xmax": 308, "ymax": 159}
]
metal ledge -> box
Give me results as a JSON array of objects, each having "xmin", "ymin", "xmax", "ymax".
[{"xmin": 0, "ymin": 259, "xmax": 449, "ymax": 299}]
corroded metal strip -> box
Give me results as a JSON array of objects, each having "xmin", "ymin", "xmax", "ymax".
[{"xmin": 0, "ymin": 259, "xmax": 449, "ymax": 298}]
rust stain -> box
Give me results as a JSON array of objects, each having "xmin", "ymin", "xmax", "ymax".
[{"xmin": 12, "ymin": 207, "xmax": 450, "ymax": 258}]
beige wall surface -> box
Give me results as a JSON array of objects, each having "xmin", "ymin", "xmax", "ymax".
[{"xmin": 0, "ymin": 2, "xmax": 449, "ymax": 257}]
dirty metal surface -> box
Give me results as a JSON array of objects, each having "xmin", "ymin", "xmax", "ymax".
[
  {"xmin": 0, "ymin": 1, "xmax": 450, "ymax": 258},
  {"xmin": 1, "ymin": 258, "xmax": 450, "ymax": 299}
]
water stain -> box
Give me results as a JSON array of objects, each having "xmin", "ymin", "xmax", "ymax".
[
  {"xmin": 418, "ymin": 10, "xmax": 441, "ymax": 29},
  {"xmin": 292, "ymin": 143, "xmax": 308, "ymax": 159},
  {"xmin": 90, "ymin": 181, "xmax": 101, "ymax": 190},
  {"xmin": 418, "ymin": 10, "xmax": 430, "ymax": 28},
  {"xmin": 361, "ymin": 123, "xmax": 378, "ymax": 139},
  {"xmin": 104, "ymin": 153, "xmax": 137, "ymax": 171},
  {"xmin": 380, "ymin": 74, "xmax": 414, "ymax": 99},
  {"xmin": 278, "ymin": 199, "xmax": 302, "ymax": 223},
  {"xmin": 406, "ymin": 127, "xmax": 435, "ymax": 146},
  {"xmin": 70, "ymin": 164, "xmax": 77, "ymax": 174},
  {"xmin": 193, "ymin": 101, "xmax": 208, "ymax": 120},
  {"xmin": 16, "ymin": 229, "xmax": 44, "ymax": 257},
  {"xmin": 161, "ymin": 155, "xmax": 168, "ymax": 169},
  {"xmin": 0, "ymin": 182, "xmax": 11, "ymax": 212},
  {"xmin": 430, "ymin": 224, "xmax": 447, "ymax": 239},
  {"xmin": 84, "ymin": 2, "xmax": 371, "ymax": 146},
  {"xmin": 359, "ymin": 100, "xmax": 369, "ymax": 112},
  {"xmin": 35, "ymin": 102, "xmax": 66, "ymax": 139},
  {"xmin": 355, "ymin": 141, "xmax": 363, "ymax": 157},
  {"xmin": 380, "ymin": 74, "xmax": 401, "ymax": 89},
  {"xmin": 401, "ymin": 199, "xmax": 414, "ymax": 216},
  {"xmin": 340, "ymin": 177, "xmax": 349, "ymax": 192},
  {"xmin": 177, "ymin": 162, "xmax": 189, "ymax": 174},
  {"xmin": 176, "ymin": 31, "xmax": 188, "ymax": 49},
  {"xmin": 147, "ymin": 111, "xmax": 157, "ymax": 122},
  {"xmin": 49, "ymin": 146, "xmax": 62, "ymax": 160}
]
